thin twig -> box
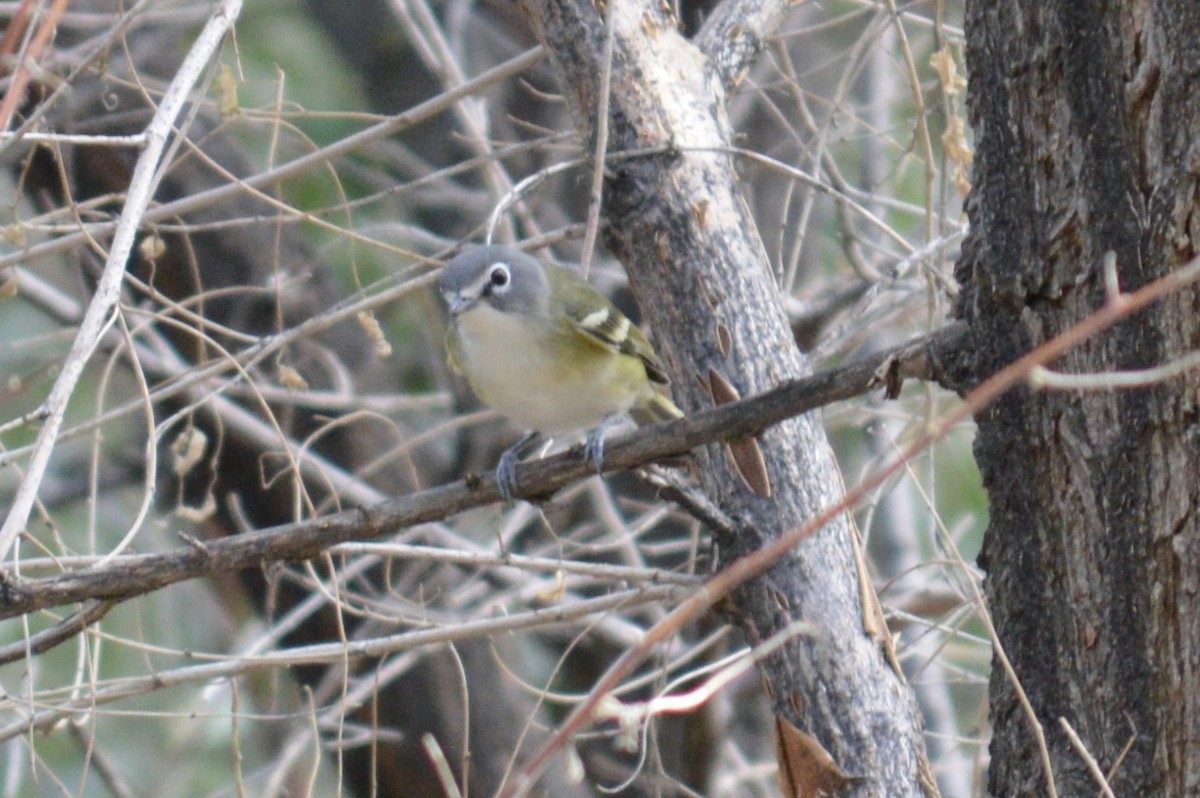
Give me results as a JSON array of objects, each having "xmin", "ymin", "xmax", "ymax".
[
  {"xmin": 0, "ymin": 47, "xmax": 548, "ymax": 273},
  {"xmin": 1059, "ymin": 718, "xmax": 1116, "ymax": 798},
  {"xmin": 0, "ymin": 0, "xmax": 246, "ymax": 561},
  {"xmin": 0, "ymin": 600, "xmax": 116, "ymax": 665},
  {"xmin": 578, "ymin": 0, "xmax": 617, "ymax": 278},
  {"xmin": 1029, "ymin": 349, "xmax": 1200, "ymax": 390},
  {"xmin": 0, "ymin": 584, "xmax": 682, "ymax": 744},
  {"xmin": 0, "ymin": 0, "xmax": 71, "ymax": 131}
]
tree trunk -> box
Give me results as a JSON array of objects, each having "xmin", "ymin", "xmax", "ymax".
[
  {"xmin": 520, "ymin": 1, "xmax": 935, "ymax": 794},
  {"xmin": 957, "ymin": 2, "xmax": 1200, "ymax": 795}
]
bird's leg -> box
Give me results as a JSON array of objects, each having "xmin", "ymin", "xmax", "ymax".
[
  {"xmin": 584, "ymin": 414, "xmax": 625, "ymax": 474},
  {"xmin": 496, "ymin": 430, "xmax": 547, "ymax": 502}
]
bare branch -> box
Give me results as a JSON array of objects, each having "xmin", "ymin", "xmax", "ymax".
[
  {"xmin": 694, "ymin": 0, "xmax": 795, "ymax": 91},
  {"xmin": 0, "ymin": 322, "xmax": 960, "ymax": 621}
]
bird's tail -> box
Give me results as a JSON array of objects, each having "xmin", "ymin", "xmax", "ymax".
[{"xmin": 631, "ymin": 390, "xmax": 684, "ymax": 426}]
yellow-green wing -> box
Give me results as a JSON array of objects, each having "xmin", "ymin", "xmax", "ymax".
[{"xmin": 562, "ymin": 296, "xmax": 670, "ymax": 385}]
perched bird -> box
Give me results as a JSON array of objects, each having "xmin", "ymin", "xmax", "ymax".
[{"xmin": 439, "ymin": 245, "xmax": 682, "ymax": 499}]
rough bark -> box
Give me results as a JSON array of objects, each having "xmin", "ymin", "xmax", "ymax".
[
  {"xmin": 518, "ymin": 1, "xmax": 934, "ymax": 795},
  {"xmin": 957, "ymin": 2, "xmax": 1200, "ymax": 795}
]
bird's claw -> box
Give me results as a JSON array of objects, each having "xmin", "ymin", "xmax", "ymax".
[
  {"xmin": 584, "ymin": 428, "xmax": 606, "ymax": 473},
  {"xmin": 493, "ymin": 421, "xmax": 619, "ymax": 502},
  {"xmin": 496, "ymin": 448, "xmax": 520, "ymax": 502},
  {"xmin": 584, "ymin": 415, "xmax": 624, "ymax": 475},
  {"xmin": 494, "ymin": 431, "xmax": 544, "ymax": 503}
]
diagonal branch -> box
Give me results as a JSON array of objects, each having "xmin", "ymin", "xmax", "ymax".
[{"xmin": 0, "ymin": 323, "xmax": 961, "ymax": 621}]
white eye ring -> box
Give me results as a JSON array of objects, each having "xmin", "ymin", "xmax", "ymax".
[{"xmin": 487, "ymin": 263, "xmax": 511, "ymax": 292}]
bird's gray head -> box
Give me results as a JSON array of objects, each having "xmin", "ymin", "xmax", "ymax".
[{"xmin": 439, "ymin": 245, "xmax": 549, "ymax": 317}]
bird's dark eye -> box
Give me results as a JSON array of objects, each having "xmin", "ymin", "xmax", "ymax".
[{"xmin": 487, "ymin": 264, "xmax": 511, "ymax": 291}]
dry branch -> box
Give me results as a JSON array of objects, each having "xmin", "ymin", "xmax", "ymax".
[{"xmin": 0, "ymin": 323, "xmax": 959, "ymax": 623}]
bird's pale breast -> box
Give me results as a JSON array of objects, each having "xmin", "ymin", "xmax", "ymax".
[{"xmin": 453, "ymin": 303, "xmax": 646, "ymax": 434}]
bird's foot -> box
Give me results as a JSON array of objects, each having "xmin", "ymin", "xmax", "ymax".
[
  {"xmin": 495, "ymin": 448, "xmax": 519, "ymax": 503},
  {"xmin": 495, "ymin": 431, "xmax": 545, "ymax": 503},
  {"xmin": 584, "ymin": 415, "xmax": 624, "ymax": 474}
]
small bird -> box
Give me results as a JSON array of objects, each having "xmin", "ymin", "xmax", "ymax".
[{"xmin": 439, "ymin": 245, "xmax": 683, "ymax": 500}]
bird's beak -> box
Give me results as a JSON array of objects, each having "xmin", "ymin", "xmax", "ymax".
[{"xmin": 446, "ymin": 292, "xmax": 474, "ymax": 317}]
